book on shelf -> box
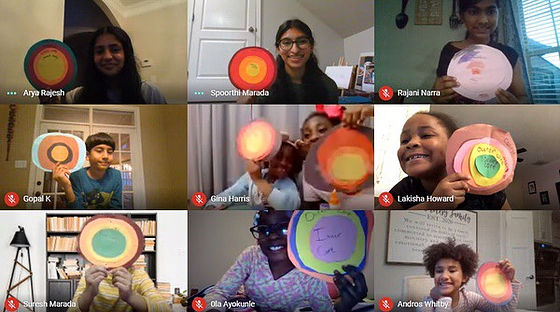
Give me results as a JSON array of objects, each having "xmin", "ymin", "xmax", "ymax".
[
  {"xmin": 144, "ymin": 237, "xmax": 155, "ymax": 251},
  {"xmin": 47, "ymin": 216, "xmax": 90, "ymax": 232},
  {"xmin": 63, "ymin": 258, "xmax": 82, "ymax": 279},
  {"xmin": 133, "ymin": 255, "xmax": 147, "ymax": 272},
  {"xmin": 135, "ymin": 219, "xmax": 156, "ymax": 236},
  {"xmin": 157, "ymin": 282, "xmax": 172, "ymax": 301},
  {"xmin": 48, "ymin": 257, "xmax": 59, "ymax": 279},
  {"xmin": 47, "ymin": 236, "xmax": 78, "ymax": 252}
]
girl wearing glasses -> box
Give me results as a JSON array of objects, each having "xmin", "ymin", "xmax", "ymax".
[
  {"xmin": 203, "ymin": 210, "xmax": 368, "ymax": 312},
  {"xmin": 240, "ymin": 19, "xmax": 339, "ymax": 104}
]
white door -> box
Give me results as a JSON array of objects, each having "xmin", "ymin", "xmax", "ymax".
[
  {"xmin": 92, "ymin": 126, "xmax": 146, "ymax": 209},
  {"xmin": 28, "ymin": 123, "xmax": 90, "ymax": 209},
  {"xmin": 504, "ymin": 211, "xmax": 537, "ymax": 310},
  {"xmin": 188, "ymin": 0, "xmax": 260, "ymax": 102}
]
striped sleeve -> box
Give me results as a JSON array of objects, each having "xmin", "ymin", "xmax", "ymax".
[{"xmin": 132, "ymin": 269, "xmax": 171, "ymax": 312}]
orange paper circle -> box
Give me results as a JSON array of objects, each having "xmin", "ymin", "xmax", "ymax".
[
  {"xmin": 237, "ymin": 120, "xmax": 280, "ymax": 161},
  {"xmin": 477, "ymin": 262, "xmax": 513, "ymax": 305},
  {"xmin": 316, "ymin": 127, "xmax": 373, "ymax": 193},
  {"xmin": 229, "ymin": 47, "xmax": 277, "ymax": 91},
  {"xmin": 78, "ymin": 215, "xmax": 144, "ymax": 268}
]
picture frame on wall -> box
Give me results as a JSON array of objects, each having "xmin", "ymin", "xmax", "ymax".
[
  {"xmin": 528, "ymin": 181, "xmax": 536, "ymax": 194},
  {"xmin": 355, "ymin": 53, "xmax": 374, "ymax": 92},
  {"xmin": 540, "ymin": 191, "xmax": 550, "ymax": 205}
]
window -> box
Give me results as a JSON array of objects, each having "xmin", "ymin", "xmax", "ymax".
[{"xmin": 514, "ymin": 0, "xmax": 560, "ymax": 103}]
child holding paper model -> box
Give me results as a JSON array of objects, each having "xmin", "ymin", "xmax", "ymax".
[
  {"xmin": 53, "ymin": 132, "xmax": 122, "ymax": 209},
  {"xmin": 432, "ymin": 0, "xmax": 527, "ymax": 104},
  {"xmin": 299, "ymin": 105, "xmax": 375, "ymax": 209},
  {"xmin": 205, "ymin": 141, "xmax": 303, "ymax": 210},
  {"xmin": 202, "ymin": 210, "xmax": 368, "ymax": 312},
  {"xmin": 385, "ymin": 112, "xmax": 510, "ymax": 209},
  {"xmin": 419, "ymin": 238, "xmax": 519, "ymax": 311}
]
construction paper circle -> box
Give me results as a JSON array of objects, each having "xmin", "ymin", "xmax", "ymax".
[
  {"xmin": 468, "ymin": 143, "xmax": 506, "ymax": 186},
  {"xmin": 31, "ymin": 133, "xmax": 86, "ymax": 173},
  {"xmin": 447, "ymin": 44, "xmax": 513, "ymax": 102},
  {"xmin": 78, "ymin": 215, "xmax": 144, "ymax": 268},
  {"xmin": 24, "ymin": 39, "xmax": 78, "ymax": 90},
  {"xmin": 229, "ymin": 47, "xmax": 277, "ymax": 91},
  {"xmin": 287, "ymin": 210, "xmax": 373, "ymax": 282},
  {"xmin": 305, "ymin": 126, "xmax": 373, "ymax": 194},
  {"xmin": 236, "ymin": 120, "xmax": 281, "ymax": 161},
  {"xmin": 446, "ymin": 124, "xmax": 517, "ymax": 195},
  {"xmin": 476, "ymin": 262, "xmax": 513, "ymax": 305}
]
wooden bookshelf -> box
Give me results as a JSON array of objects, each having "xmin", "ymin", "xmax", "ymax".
[{"xmin": 45, "ymin": 213, "xmax": 157, "ymax": 304}]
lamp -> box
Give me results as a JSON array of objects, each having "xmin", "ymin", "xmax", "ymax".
[
  {"xmin": 10, "ymin": 226, "xmax": 30, "ymax": 247},
  {"xmin": 3, "ymin": 226, "xmax": 35, "ymax": 312}
]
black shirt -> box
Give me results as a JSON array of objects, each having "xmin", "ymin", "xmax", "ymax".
[{"xmin": 389, "ymin": 176, "xmax": 507, "ymax": 210}]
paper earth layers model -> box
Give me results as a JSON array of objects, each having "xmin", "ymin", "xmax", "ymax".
[
  {"xmin": 447, "ymin": 44, "xmax": 513, "ymax": 102},
  {"xmin": 305, "ymin": 126, "xmax": 374, "ymax": 194},
  {"xmin": 78, "ymin": 215, "xmax": 145, "ymax": 268},
  {"xmin": 31, "ymin": 133, "xmax": 86, "ymax": 173},
  {"xmin": 287, "ymin": 210, "xmax": 373, "ymax": 282},
  {"xmin": 476, "ymin": 262, "xmax": 513, "ymax": 305},
  {"xmin": 446, "ymin": 124, "xmax": 517, "ymax": 195},
  {"xmin": 24, "ymin": 39, "xmax": 78, "ymax": 90},
  {"xmin": 229, "ymin": 47, "xmax": 277, "ymax": 91},
  {"xmin": 237, "ymin": 120, "xmax": 282, "ymax": 161}
]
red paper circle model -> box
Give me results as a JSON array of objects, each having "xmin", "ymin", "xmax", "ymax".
[
  {"xmin": 229, "ymin": 47, "xmax": 277, "ymax": 91},
  {"xmin": 476, "ymin": 262, "xmax": 513, "ymax": 305},
  {"xmin": 446, "ymin": 124, "xmax": 517, "ymax": 195},
  {"xmin": 237, "ymin": 120, "xmax": 281, "ymax": 161},
  {"xmin": 78, "ymin": 215, "xmax": 144, "ymax": 268},
  {"xmin": 31, "ymin": 133, "xmax": 86, "ymax": 173},
  {"xmin": 305, "ymin": 126, "xmax": 374, "ymax": 194},
  {"xmin": 24, "ymin": 39, "xmax": 78, "ymax": 90}
]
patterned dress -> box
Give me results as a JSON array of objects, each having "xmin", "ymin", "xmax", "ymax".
[{"xmin": 204, "ymin": 245, "xmax": 334, "ymax": 311}]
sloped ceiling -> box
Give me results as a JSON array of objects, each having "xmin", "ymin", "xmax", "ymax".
[{"xmin": 297, "ymin": 0, "xmax": 374, "ymax": 37}]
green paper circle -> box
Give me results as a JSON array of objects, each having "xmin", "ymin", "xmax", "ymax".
[
  {"xmin": 92, "ymin": 229, "xmax": 127, "ymax": 258},
  {"xmin": 475, "ymin": 154, "xmax": 500, "ymax": 178},
  {"xmin": 295, "ymin": 211, "xmax": 366, "ymax": 274}
]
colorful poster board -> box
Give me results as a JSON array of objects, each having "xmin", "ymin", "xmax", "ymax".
[
  {"xmin": 287, "ymin": 210, "xmax": 373, "ymax": 282},
  {"xmin": 229, "ymin": 47, "xmax": 277, "ymax": 91},
  {"xmin": 31, "ymin": 133, "xmax": 86, "ymax": 173},
  {"xmin": 447, "ymin": 44, "xmax": 512, "ymax": 102},
  {"xmin": 305, "ymin": 126, "xmax": 373, "ymax": 194},
  {"xmin": 446, "ymin": 124, "xmax": 517, "ymax": 195},
  {"xmin": 237, "ymin": 120, "xmax": 281, "ymax": 161},
  {"xmin": 477, "ymin": 262, "xmax": 513, "ymax": 305},
  {"xmin": 78, "ymin": 215, "xmax": 144, "ymax": 268},
  {"xmin": 24, "ymin": 39, "xmax": 78, "ymax": 90}
]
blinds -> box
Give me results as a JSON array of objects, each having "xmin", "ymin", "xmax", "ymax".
[{"xmin": 514, "ymin": 0, "xmax": 560, "ymax": 103}]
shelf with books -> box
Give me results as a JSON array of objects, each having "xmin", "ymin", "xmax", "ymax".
[{"xmin": 45, "ymin": 213, "xmax": 158, "ymax": 303}]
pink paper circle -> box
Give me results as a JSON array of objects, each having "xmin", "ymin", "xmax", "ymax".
[{"xmin": 310, "ymin": 215, "xmax": 357, "ymax": 262}]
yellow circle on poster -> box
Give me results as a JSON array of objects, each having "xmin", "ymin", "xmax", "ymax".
[
  {"xmin": 239, "ymin": 56, "xmax": 267, "ymax": 84},
  {"xmin": 469, "ymin": 143, "xmax": 506, "ymax": 186}
]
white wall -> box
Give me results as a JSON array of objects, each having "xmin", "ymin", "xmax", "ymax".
[
  {"xmin": 344, "ymin": 27, "xmax": 374, "ymax": 65},
  {"xmin": 514, "ymin": 159, "xmax": 560, "ymax": 210},
  {"xmin": 188, "ymin": 211, "xmax": 374, "ymax": 299},
  {"xmin": 374, "ymin": 211, "xmax": 504, "ymax": 300},
  {"xmin": 261, "ymin": 0, "xmax": 344, "ymax": 71},
  {"xmin": 0, "ymin": 212, "xmax": 47, "ymax": 302},
  {"xmin": 157, "ymin": 211, "xmax": 188, "ymax": 292},
  {"xmin": 0, "ymin": 211, "xmax": 188, "ymax": 303},
  {"xmin": 0, "ymin": 0, "xmax": 65, "ymax": 104}
]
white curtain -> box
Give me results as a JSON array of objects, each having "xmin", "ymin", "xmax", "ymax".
[{"xmin": 188, "ymin": 104, "xmax": 316, "ymax": 199}]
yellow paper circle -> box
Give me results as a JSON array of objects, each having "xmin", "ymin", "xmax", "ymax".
[
  {"xmin": 483, "ymin": 272, "xmax": 508, "ymax": 297},
  {"xmin": 469, "ymin": 143, "xmax": 506, "ymax": 186},
  {"xmin": 238, "ymin": 56, "xmax": 267, "ymax": 84}
]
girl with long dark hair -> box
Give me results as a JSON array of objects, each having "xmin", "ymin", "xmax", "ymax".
[
  {"xmin": 240, "ymin": 19, "xmax": 339, "ymax": 104},
  {"xmin": 432, "ymin": 0, "xmax": 527, "ymax": 104},
  {"xmin": 66, "ymin": 26, "xmax": 166, "ymax": 104}
]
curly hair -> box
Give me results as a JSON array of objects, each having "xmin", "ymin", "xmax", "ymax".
[
  {"xmin": 414, "ymin": 111, "xmax": 458, "ymax": 138},
  {"xmin": 423, "ymin": 238, "xmax": 479, "ymax": 283}
]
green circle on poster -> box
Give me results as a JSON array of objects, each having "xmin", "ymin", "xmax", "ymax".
[{"xmin": 92, "ymin": 229, "xmax": 127, "ymax": 258}]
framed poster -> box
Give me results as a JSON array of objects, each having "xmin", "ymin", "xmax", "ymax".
[
  {"xmin": 355, "ymin": 53, "xmax": 374, "ymax": 91},
  {"xmin": 415, "ymin": 0, "xmax": 443, "ymax": 25},
  {"xmin": 387, "ymin": 210, "xmax": 477, "ymax": 264},
  {"xmin": 528, "ymin": 181, "xmax": 536, "ymax": 194}
]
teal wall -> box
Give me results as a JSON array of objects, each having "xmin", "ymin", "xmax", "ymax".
[{"xmin": 375, "ymin": 0, "xmax": 465, "ymax": 103}]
